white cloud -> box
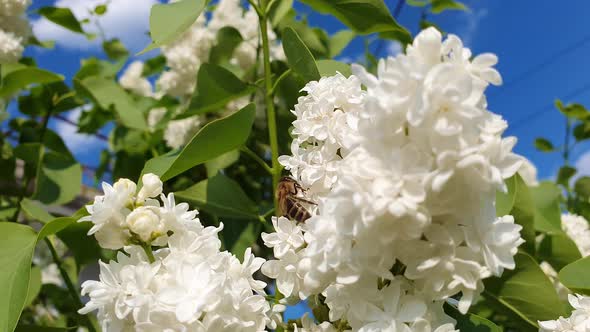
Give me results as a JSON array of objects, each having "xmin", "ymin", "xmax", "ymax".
[
  {"xmin": 54, "ymin": 107, "xmax": 105, "ymax": 153},
  {"xmin": 32, "ymin": 0, "xmax": 158, "ymax": 52},
  {"xmin": 387, "ymin": 41, "xmax": 402, "ymax": 56},
  {"xmin": 458, "ymin": 7, "xmax": 488, "ymax": 47},
  {"xmin": 576, "ymin": 150, "xmax": 590, "ymax": 177}
]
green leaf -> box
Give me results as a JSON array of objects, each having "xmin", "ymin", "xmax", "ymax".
[
  {"xmin": 559, "ymin": 256, "xmax": 590, "ymax": 295},
  {"xmin": 142, "ymin": 55, "xmax": 167, "ymax": 77},
  {"xmin": 102, "ymin": 39, "xmax": 129, "ymax": 61},
  {"xmin": 57, "ymin": 222, "xmax": 102, "ymax": 267},
  {"xmin": 299, "ymin": 0, "xmax": 411, "ymax": 40},
  {"xmin": 225, "ymin": 221, "xmax": 261, "ymax": 260},
  {"xmin": 0, "ymin": 67, "xmax": 64, "ymax": 98},
  {"xmin": 316, "ymin": 60, "xmax": 352, "ymax": 77},
  {"xmin": 328, "ymin": 30, "xmax": 356, "ymax": 57},
  {"xmin": 94, "ymin": 4, "xmax": 107, "ymax": 15},
  {"xmin": 0, "ymin": 223, "xmax": 38, "ymax": 332},
  {"xmin": 33, "ymin": 152, "xmax": 82, "ymax": 206},
  {"xmin": 574, "ymin": 123, "xmax": 590, "ymax": 142},
  {"xmin": 444, "ymin": 303, "xmax": 502, "ymax": 332},
  {"xmin": 37, "ymin": 217, "xmax": 76, "ymax": 242},
  {"xmin": 184, "ymin": 63, "xmax": 255, "ymax": 117},
  {"xmin": 37, "ymin": 7, "xmax": 84, "ymax": 34},
  {"xmin": 15, "ymin": 326, "xmax": 71, "ymax": 332},
  {"xmin": 557, "ymin": 166, "xmax": 577, "ymax": 187},
  {"xmin": 538, "ymin": 234, "xmax": 582, "ymax": 271},
  {"xmin": 175, "ymin": 173, "xmax": 259, "ymax": 220},
  {"xmin": 23, "ymin": 267, "xmax": 41, "ymax": 308},
  {"xmin": 574, "ymin": 176, "xmax": 590, "ymax": 198},
  {"xmin": 484, "ymin": 253, "xmax": 566, "ymax": 329},
  {"xmin": 497, "ymin": 174, "xmax": 535, "ymax": 254},
  {"xmin": 76, "ymin": 76, "xmax": 147, "ymax": 130},
  {"xmin": 282, "ymin": 27, "xmax": 321, "ymax": 82},
  {"xmin": 269, "ymin": 0, "xmax": 294, "ymax": 27},
  {"xmin": 205, "ymin": 150, "xmax": 239, "ymax": 176},
  {"xmin": 430, "ymin": 0, "xmax": 467, "ymax": 13},
  {"xmin": 555, "ymin": 99, "xmax": 589, "ymax": 120},
  {"xmin": 209, "ymin": 27, "xmax": 243, "ymax": 65},
  {"xmin": 20, "ymin": 198, "xmax": 54, "ymax": 224},
  {"xmin": 142, "ymin": 104, "xmax": 256, "ymax": 181},
  {"xmin": 530, "ymin": 182, "xmax": 562, "ymax": 233},
  {"xmin": 141, "ymin": 0, "xmax": 207, "ymax": 54},
  {"xmin": 534, "ymin": 138, "xmax": 554, "ymax": 152}
]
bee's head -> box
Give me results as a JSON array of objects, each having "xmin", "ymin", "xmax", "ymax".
[{"xmin": 280, "ymin": 176, "xmax": 296, "ymax": 183}]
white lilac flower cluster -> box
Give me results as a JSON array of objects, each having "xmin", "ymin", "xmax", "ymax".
[
  {"xmin": 270, "ymin": 27, "xmax": 526, "ymax": 331},
  {"xmin": 118, "ymin": 0, "xmax": 283, "ymax": 149},
  {"xmin": 78, "ymin": 174, "xmax": 274, "ymax": 331},
  {"xmin": 0, "ymin": 0, "xmax": 31, "ymax": 63},
  {"xmin": 539, "ymin": 294, "xmax": 590, "ymax": 332}
]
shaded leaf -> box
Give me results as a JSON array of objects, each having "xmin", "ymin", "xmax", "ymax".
[
  {"xmin": 102, "ymin": 39, "xmax": 129, "ymax": 61},
  {"xmin": 142, "ymin": 104, "xmax": 256, "ymax": 181},
  {"xmin": 282, "ymin": 27, "xmax": 320, "ymax": 82},
  {"xmin": 556, "ymin": 99, "xmax": 589, "ymax": 120},
  {"xmin": 205, "ymin": 150, "xmax": 240, "ymax": 176},
  {"xmin": 38, "ymin": 7, "xmax": 84, "ymax": 34},
  {"xmin": 299, "ymin": 0, "xmax": 411, "ymax": 40},
  {"xmin": 184, "ymin": 63, "xmax": 255, "ymax": 117},
  {"xmin": 431, "ymin": 0, "xmax": 467, "ymax": 13},
  {"xmin": 574, "ymin": 176, "xmax": 590, "ymax": 198},
  {"xmin": 57, "ymin": 222, "xmax": 102, "ymax": 267},
  {"xmin": 557, "ymin": 166, "xmax": 576, "ymax": 187},
  {"xmin": 33, "ymin": 152, "xmax": 82, "ymax": 206},
  {"xmin": 444, "ymin": 303, "xmax": 501, "ymax": 332},
  {"xmin": 209, "ymin": 27, "xmax": 243, "ymax": 65},
  {"xmin": 534, "ymin": 138, "xmax": 554, "ymax": 152},
  {"xmin": 175, "ymin": 173, "xmax": 259, "ymax": 219},
  {"xmin": 539, "ymin": 234, "xmax": 582, "ymax": 271}
]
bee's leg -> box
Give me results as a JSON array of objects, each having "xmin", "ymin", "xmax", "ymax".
[{"xmin": 292, "ymin": 196, "xmax": 317, "ymax": 206}]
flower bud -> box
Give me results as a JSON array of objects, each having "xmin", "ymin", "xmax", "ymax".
[
  {"xmin": 137, "ymin": 173, "xmax": 163, "ymax": 202},
  {"xmin": 126, "ymin": 207, "xmax": 163, "ymax": 242},
  {"xmin": 113, "ymin": 178, "xmax": 137, "ymax": 205}
]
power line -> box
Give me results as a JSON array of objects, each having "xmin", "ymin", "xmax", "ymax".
[
  {"xmin": 492, "ymin": 32, "xmax": 590, "ymax": 97},
  {"xmin": 508, "ymin": 81, "xmax": 590, "ymax": 132}
]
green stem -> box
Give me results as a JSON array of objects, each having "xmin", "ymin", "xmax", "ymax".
[
  {"xmin": 45, "ymin": 237, "xmax": 97, "ymax": 332},
  {"xmin": 258, "ymin": 4, "xmax": 282, "ymax": 211},
  {"xmin": 12, "ymin": 108, "xmax": 53, "ymax": 222},
  {"xmin": 141, "ymin": 242, "xmax": 156, "ymax": 263},
  {"xmin": 258, "ymin": 3, "xmax": 284, "ymax": 330},
  {"xmin": 240, "ymin": 146, "xmax": 273, "ymax": 175}
]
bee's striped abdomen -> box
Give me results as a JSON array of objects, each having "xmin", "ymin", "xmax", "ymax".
[{"xmin": 284, "ymin": 196, "xmax": 311, "ymax": 223}]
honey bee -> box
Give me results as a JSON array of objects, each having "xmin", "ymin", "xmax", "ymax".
[{"xmin": 276, "ymin": 177, "xmax": 315, "ymax": 223}]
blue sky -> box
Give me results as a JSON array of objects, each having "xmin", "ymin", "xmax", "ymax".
[{"xmin": 17, "ymin": 0, "xmax": 590, "ymax": 182}]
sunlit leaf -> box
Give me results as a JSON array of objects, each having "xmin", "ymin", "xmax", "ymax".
[
  {"xmin": 559, "ymin": 256, "xmax": 590, "ymax": 295},
  {"xmin": 142, "ymin": 104, "xmax": 256, "ymax": 181},
  {"xmin": 0, "ymin": 67, "xmax": 64, "ymax": 98},
  {"xmin": 0, "ymin": 223, "xmax": 37, "ymax": 332},
  {"xmin": 316, "ymin": 59, "xmax": 352, "ymax": 77},
  {"xmin": 484, "ymin": 253, "xmax": 566, "ymax": 329},
  {"xmin": 141, "ymin": 0, "xmax": 207, "ymax": 53}
]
